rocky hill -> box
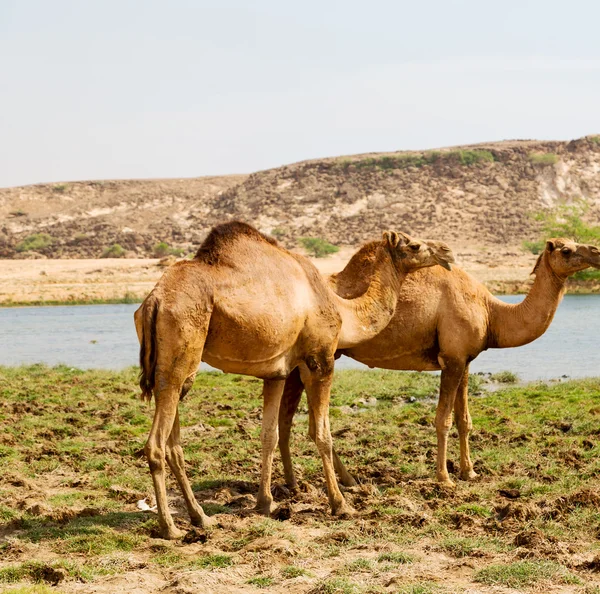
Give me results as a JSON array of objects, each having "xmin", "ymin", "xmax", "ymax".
[{"xmin": 1, "ymin": 136, "xmax": 599, "ymax": 259}]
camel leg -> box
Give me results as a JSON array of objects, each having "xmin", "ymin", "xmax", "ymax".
[
  {"xmin": 279, "ymin": 368, "xmax": 357, "ymax": 489},
  {"xmin": 145, "ymin": 311, "xmax": 209, "ymax": 540},
  {"xmin": 454, "ymin": 366, "xmax": 478, "ymax": 481},
  {"xmin": 255, "ymin": 379, "xmax": 286, "ymax": 516},
  {"xmin": 145, "ymin": 384, "xmax": 187, "ymax": 540},
  {"xmin": 278, "ymin": 368, "xmax": 303, "ymax": 490},
  {"xmin": 435, "ymin": 357, "xmax": 466, "ymax": 487},
  {"xmin": 165, "ymin": 407, "xmax": 215, "ymax": 528},
  {"xmin": 300, "ymin": 362, "xmax": 353, "ymax": 516}
]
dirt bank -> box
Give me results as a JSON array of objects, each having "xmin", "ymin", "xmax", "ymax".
[{"xmin": 0, "ymin": 248, "xmax": 544, "ymax": 305}]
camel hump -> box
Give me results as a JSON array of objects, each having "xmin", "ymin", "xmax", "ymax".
[{"xmin": 194, "ymin": 221, "xmax": 277, "ymax": 264}]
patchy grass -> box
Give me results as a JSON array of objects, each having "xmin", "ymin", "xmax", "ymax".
[
  {"xmin": 2, "ymin": 365, "xmax": 600, "ymax": 591},
  {"xmin": 246, "ymin": 575, "xmax": 275, "ymax": 588},
  {"xmin": 0, "ymin": 293, "xmax": 142, "ymax": 307},
  {"xmin": 475, "ymin": 560, "xmax": 581, "ymax": 588},
  {"xmin": 377, "ymin": 551, "xmax": 414, "ymax": 564},
  {"xmin": 529, "ymin": 152, "xmax": 559, "ymax": 165},
  {"xmin": 338, "ymin": 150, "xmax": 495, "ymax": 171}
]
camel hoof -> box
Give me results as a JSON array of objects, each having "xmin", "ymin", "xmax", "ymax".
[
  {"xmin": 159, "ymin": 526, "xmax": 186, "ymax": 540},
  {"xmin": 438, "ymin": 479, "xmax": 456, "ymax": 489},
  {"xmin": 340, "ymin": 475, "xmax": 358, "ymax": 488},
  {"xmin": 459, "ymin": 469, "xmax": 479, "ymax": 481},
  {"xmin": 254, "ymin": 500, "xmax": 274, "ymax": 517},
  {"xmin": 332, "ymin": 503, "xmax": 356, "ymax": 518},
  {"xmin": 192, "ymin": 513, "xmax": 216, "ymax": 529}
]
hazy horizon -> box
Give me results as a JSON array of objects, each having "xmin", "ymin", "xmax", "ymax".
[{"xmin": 2, "ymin": 0, "xmax": 599, "ymax": 188}]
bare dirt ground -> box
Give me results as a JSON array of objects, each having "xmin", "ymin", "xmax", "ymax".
[{"xmin": 0, "ymin": 248, "xmax": 539, "ymax": 304}]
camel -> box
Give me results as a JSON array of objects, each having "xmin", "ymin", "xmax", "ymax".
[
  {"xmin": 134, "ymin": 221, "xmax": 455, "ymax": 538},
  {"xmin": 278, "ymin": 238, "xmax": 600, "ymax": 489}
]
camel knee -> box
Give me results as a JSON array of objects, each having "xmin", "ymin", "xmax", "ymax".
[
  {"xmin": 458, "ymin": 414, "xmax": 473, "ymax": 433},
  {"xmin": 313, "ymin": 425, "xmax": 333, "ymax": 456},
  {"xmin": 435, "ymin": 414, "xmax": 453, "ymax": 436},
  {"xmin": 145, "ymin": 441, "xmax": 166, "ymax": 473}
]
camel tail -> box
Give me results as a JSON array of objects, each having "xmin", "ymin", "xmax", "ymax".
[{"xmin": 137, "ymin": 297, "xmax": 159, "ymax": 402}]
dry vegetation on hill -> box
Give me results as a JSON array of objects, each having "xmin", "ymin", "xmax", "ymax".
[{"xmin": 1, "ymin": 136, "xmax": 600, "ymax": 260}]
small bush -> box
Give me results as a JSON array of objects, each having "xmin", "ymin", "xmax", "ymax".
[
  {"xmin": 101, "ymin": 244, "xmax": 126, "ymax": 258},
  {"xmin": 448, "ymin": 149, "xmax": 495, "ymax": 165},
  {"xmin": 589, "ymin": 136, "xmax": 600, "ymax": 145},
  {"xmin": 299, "ymin": 237, "xmax": 339, "ymax": 258},
  {"xmin": 532, "ymin": 200, "xmax": 600, "ymax": 244},
  {"xmin": 271, "ymin": 227, "xmax": 286, "ymax": 239},
  {"xmin": 522, "ymin": 240, "xmax": 545, "ymax": 254},
  {"xmin": 152, "ymin": 242, "xmax": 183, "ymax": 258},
  {"xmin": 15, "ymin": 233, "xmax": 54, "ymax": 253},
  {"xmin": 490, "ymin": 371, "xmax": 519, "ymax": 383},
  {"xmin": 52, "ymin": 184, "xmax": 68, "ymax": 193},
  {"xmin": 529, "ymin": 152, "xmax": 559, "ymax": 165}
]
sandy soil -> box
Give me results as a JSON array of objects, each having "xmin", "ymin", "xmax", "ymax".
[{"xmin": 0, "ymin": 249, "xmax": 538, "ymax": 304}]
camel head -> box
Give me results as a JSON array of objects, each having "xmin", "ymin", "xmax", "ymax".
[
  {"xmin": 535, "ymin": 238, "xmax": 600, "ymax": 277},
  {"xmin": 382, "ymin": 231, "xmax": 455, "ymax": 272}
]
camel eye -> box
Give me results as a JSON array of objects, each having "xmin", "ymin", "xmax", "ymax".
[{"xmin": 561, "ymin": 247, "xmax": 572, "ymax": 256}]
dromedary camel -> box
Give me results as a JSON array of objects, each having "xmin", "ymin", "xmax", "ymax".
[
  {"xmin": 134, "ymin": 221, "xmax": 454, "ymax": 538},
  {"xmin": 278, "ymin": 238, "xmax": 600, "ymax": 489}
]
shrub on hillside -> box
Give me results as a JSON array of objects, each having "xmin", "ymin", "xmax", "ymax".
[
  {"xmin": 299, "ymin": 237, "xmax": 339, "ymax": 258},
  {"xmin": 152, "ymin": 242, "xmax": 184, "ymax": 258},
  {"xmin": 15, "ymin": 233, "xmax": 54, "ymax": 252},
  {"xmin": 101, "ymin": 244, "xmax": 126, "ymax": 258},
  {"xmin": 529, "ymin": 152, "xmax": 559, "ymax": 165}
]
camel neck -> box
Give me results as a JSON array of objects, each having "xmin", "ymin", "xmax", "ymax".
[
  {"xmin": 332, "ymin": 247, "xmax": 401, "ymax": 349},
  {"xmin": 487, "ymin": 252, "xmax": 566, "ymax": 349}
]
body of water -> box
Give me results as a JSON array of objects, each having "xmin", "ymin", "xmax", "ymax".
[{"xmin": 0, "ymin": 295, "xmax": 598, "ymax": 381}]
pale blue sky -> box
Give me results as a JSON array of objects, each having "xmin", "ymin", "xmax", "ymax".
[{"xmin": 1, "ymin": 0, "xmax": 599, "ymax": 187}]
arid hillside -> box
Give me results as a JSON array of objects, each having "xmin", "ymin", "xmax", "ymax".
[{"xmin": 1, "ymin": 136, "xmax": 600, "ymax": 259}]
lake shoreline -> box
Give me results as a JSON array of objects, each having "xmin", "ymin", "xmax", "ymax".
[{"xmin": 1, "ymin": 254, "xmax": 599, "ymax": 306}]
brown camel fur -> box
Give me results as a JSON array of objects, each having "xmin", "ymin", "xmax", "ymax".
[
  {"xmin": 134, "ymin": 221, "xmax": 454, "ymax": 538},
  {"xmin": 278, "ymin": 238, "xmax": 600, "ymax": 489}
]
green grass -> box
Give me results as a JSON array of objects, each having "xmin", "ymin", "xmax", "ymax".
[
  {"xmin": 281, "ymin": 565, "xmax": 310, "ymax": 578},
  {"xmin": 529, "ymin": 152, "xmax": 559, "ymax": 165},
  {"xmin": 309, "ymin": 577, "xmax": 362, "ymax": 594},
  {"xmin": 190, "ymin": 554, "xmax": 233, "ymax": 569},
  {"xmin": 0, "ymin": 294, "xmax": 142, "ymax": 307},
  {"xmin": 396, "ymin": 584, "xmax": 444, "ymax": 594},
  {"xmin": 474, "ymin": 561, "xmax": 580, "ymax": 588},
  {"xmin": 2, "ymin": 365, "xmax": 600, "ymax": 590},
  {"xmin": 377, "ymin": 552, "xmax": 414, "ymax": 564},
  {"xmin": 246, "ymin": 576, "xmax": 275, "ymax": 588},
  {"xmin": 338, "ymin": 149, "xmax": 495, "ymax": 171}
]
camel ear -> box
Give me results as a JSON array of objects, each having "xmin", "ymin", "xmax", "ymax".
[
  {"xmin": 383, "ymin": 231, "xmax": 400, "ymax": 248},
  {"xmin": 546, "ymin": 240, "xmax": 556, "ymax": 253}
]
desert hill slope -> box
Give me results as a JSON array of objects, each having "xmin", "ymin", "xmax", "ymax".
[{"xmin": 1, "ymin": 136, "xmax": 599, "ymax": 259}]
